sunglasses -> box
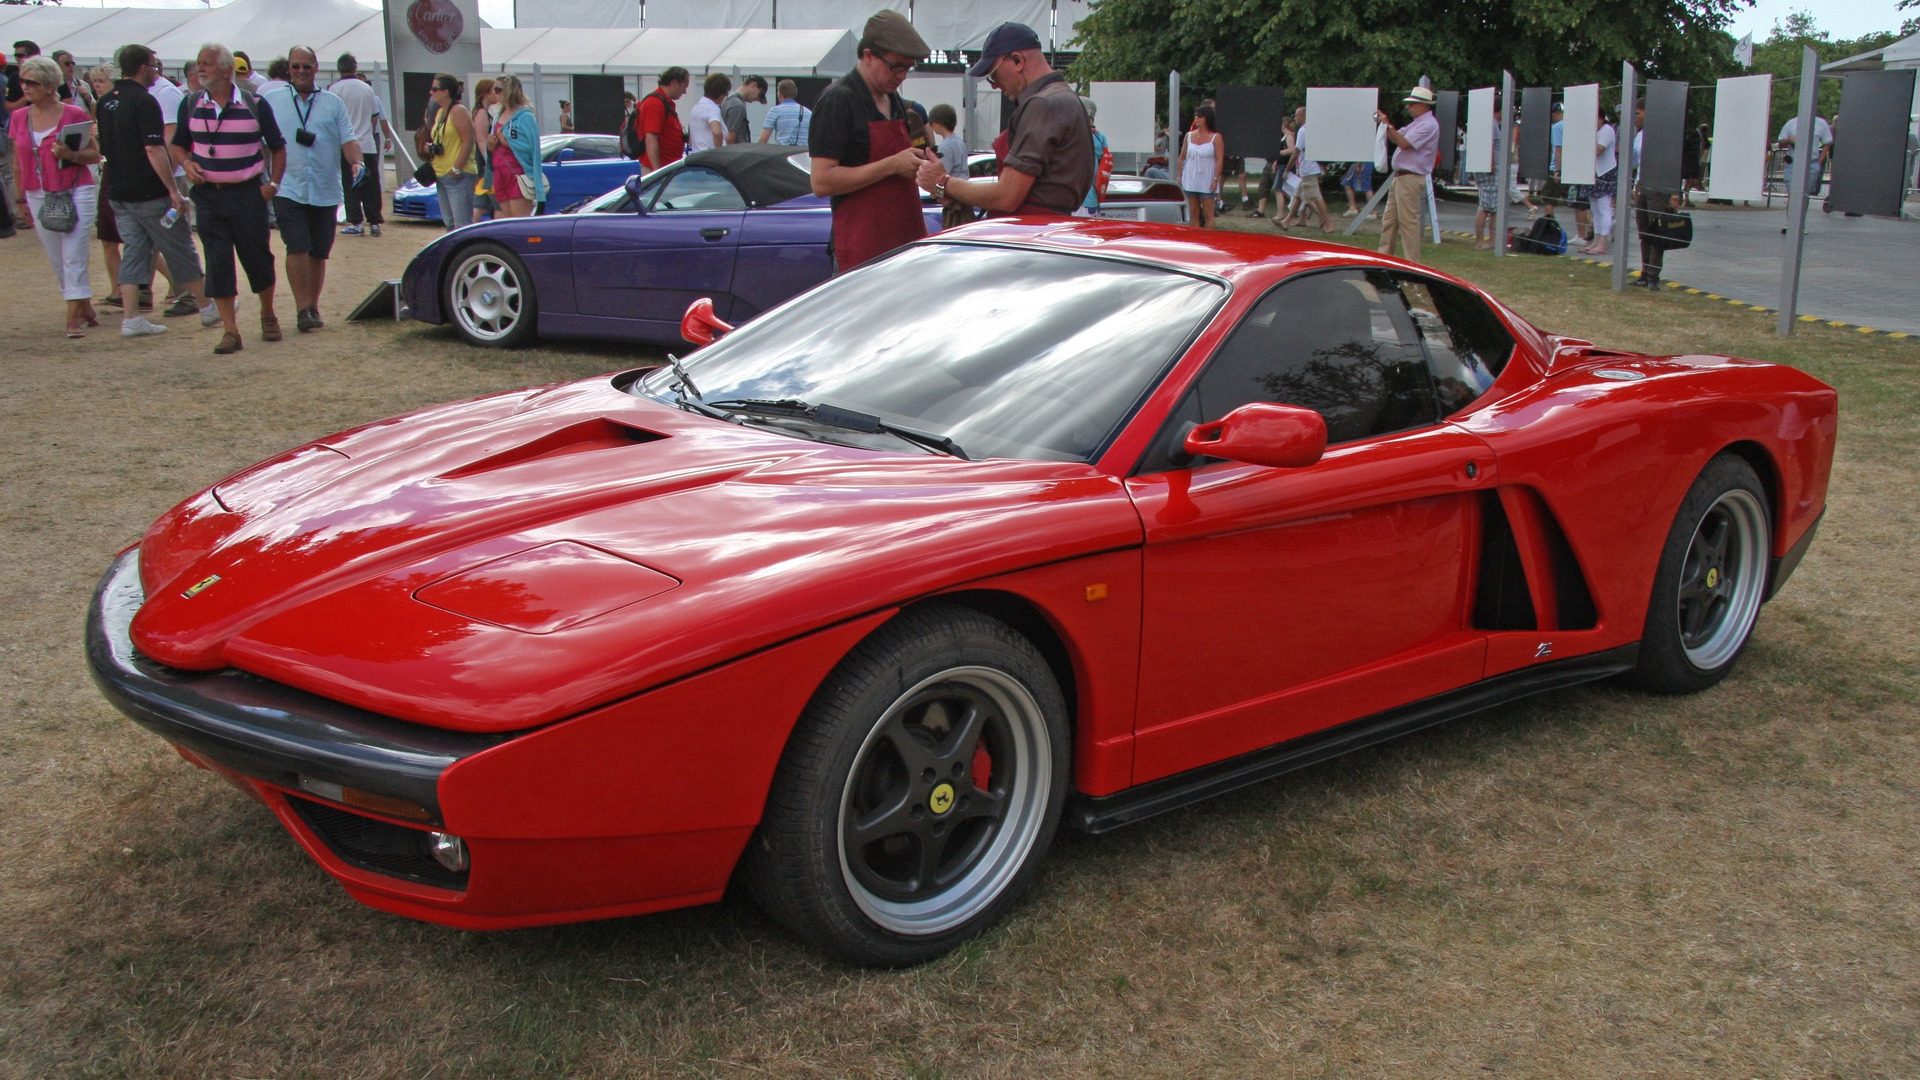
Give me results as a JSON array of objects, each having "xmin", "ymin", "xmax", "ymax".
[
  {"xmin": 17, "ymin": 78, "xmax": 43, "ymax": 88},
  {"xmin": 289, "ymin": 63, "xmax": 317, "ymax": 70}
]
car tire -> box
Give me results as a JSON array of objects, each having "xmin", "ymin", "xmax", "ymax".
[
  {"xmin": 1623, "ymin": 453, "xmax": 1772, "ymax": 695},
  {"xmin": 742, "ymin": 604, "xmax": 1070, "ymax": 967},
  {"xmin": 443, "ymin": 241, "xmax": 537, "ymax": 348}
]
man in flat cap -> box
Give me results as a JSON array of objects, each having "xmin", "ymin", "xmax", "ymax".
[
  {"xmin": 1372, "ymin": 85, "xmax": 1440, "ymax": 262},
  {"xmin": 809, "ymin": 10, "xmax": 933, "ymax": 271},
  {"xmin": 915, "ymin": 22, "xmax": 1092, "ymax": 220}
]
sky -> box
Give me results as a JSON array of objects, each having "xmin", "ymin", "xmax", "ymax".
[{"xmin": 43, "ymin": 0, "xmax": 1915, "ymax": 45}]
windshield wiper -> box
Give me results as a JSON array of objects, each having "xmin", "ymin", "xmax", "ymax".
[
  {"xmin": 653, "ymin": 354, "xmax": 732, "ymax": 421},
  {"xmin": 705, "ymin": 398, "xmax": 968, "ymax": 460}
]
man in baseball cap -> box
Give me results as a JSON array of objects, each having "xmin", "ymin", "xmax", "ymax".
[
  {"xmin": 807, "ymin": 10, "xmax": 932, "ymax": 271},
  {"xmin": 1371, "ymin": 85, "xmax": 1441, "ymax": 261},
  {"xmin": 918, "ymin": 23, "xmax": 1092, "ymax": 219}
]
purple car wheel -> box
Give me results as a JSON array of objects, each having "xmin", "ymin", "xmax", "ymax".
[{"xmin": 445, "ymin": 241, "xmax": 537, "ymax": 348}]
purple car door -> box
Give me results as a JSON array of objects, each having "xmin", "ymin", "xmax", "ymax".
[{"xmin": 572, "ymin": 165, "xmax": 747, "ymax": 329}]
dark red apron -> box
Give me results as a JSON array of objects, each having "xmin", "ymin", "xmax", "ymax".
[{"xmin": 832, "ymin": 116, "xmax": 926, "ymax": 271}]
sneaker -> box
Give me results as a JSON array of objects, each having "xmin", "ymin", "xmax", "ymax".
[
  {"xmin": 261, "ymin": 313, "xmax": 283, "ymax": 342},
  {"xmin": 163, "ymin": 295, "xmax": 199, "ymax": 318},
  {"xmin": 1343, "ymin": 208, "xmax": 1359, "ymax": 217},
  {"xmin": 213, "ymin": 331, "xmax": 243, "ymax": 355},
  {"xmin": 121, "ymin": 315, "xmax": 168, "ymax": 337},
  {"xmin": 341, "ymin": 223, "xmax": 365, "ymax": 235},
  {"xmin": 369, "ymin": 224, "xmax": 381, "ymax": 237},
  {"xmin": 297, "ymin": 307, "xmax": 323, "ymax": 332},
  {"xmin": 199, "ymin": 304, "xmax": 221, "ymax": 328}
]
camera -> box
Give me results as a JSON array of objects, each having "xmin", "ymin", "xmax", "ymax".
[
  {"xmin": 426, "ymin": 141, "xmax": 444, "ymax": 157},
  {"xmin": 294, "ymin": 128, "xmax": 317, "ymax": 147}
]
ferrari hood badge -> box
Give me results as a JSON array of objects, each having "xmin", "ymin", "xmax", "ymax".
[{"xmin": 181, "ymin": 574, "xmax": 222, "ymax": 599}]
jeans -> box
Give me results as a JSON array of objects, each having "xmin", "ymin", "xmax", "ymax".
[{"xmin": 436, "ymin": 170, "xmax": 475, "ymax": 230}]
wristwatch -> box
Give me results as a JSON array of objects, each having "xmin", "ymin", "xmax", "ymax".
[{"xmin": 933, "ymin": 177, "xmax": 949, "ymax": 200}]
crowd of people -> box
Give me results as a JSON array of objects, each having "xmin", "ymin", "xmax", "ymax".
[{"xmin": 5, "ymin": 37, "xmax": 398, "ymax": 349}]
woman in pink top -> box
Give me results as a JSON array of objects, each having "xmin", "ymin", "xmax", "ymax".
[{"xmin": 8, "ymin": 55, "xmax": 103, "ymax": 337}]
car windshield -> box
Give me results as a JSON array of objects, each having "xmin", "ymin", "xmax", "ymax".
[{"xmin": 636, "ymin": 243, "xmax": 1223, "ymax": 462}]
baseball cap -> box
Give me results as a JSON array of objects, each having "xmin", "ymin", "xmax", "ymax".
[
  {"xmin": 234, "ymin": 55, "xmax": 252, "ymax": 77},
  {"xmin": 968, "ymin": 22, "xmax": 1042, "ymax": 78}
]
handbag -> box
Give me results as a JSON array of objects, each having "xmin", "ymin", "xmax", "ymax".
[
  {"xmin": 516, "ymin": 173, "xmax": 536, "ymax": 201},
  {"xmin": 37, "ymin": 188, "xmax": 78, "ymax": 233},
  {"xmin": 413, "ymin": 160, "xmax": 438, "ymax": 187},
  {"xmin": 1643, "ymin": 207, "xmax": 1693, "ymax": 250}
]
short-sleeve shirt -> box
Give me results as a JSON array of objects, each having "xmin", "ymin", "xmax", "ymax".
[
  {"xmin": 808, "ymin": 67, "xmax": 903, "ymax": 208},
  {"xmin": 1000, "ymin": 72, "xmax": 1094, "ymax": 215},
  {"xmin": 1776, "ymin": 117, "xmax": 1831, "ymax": 156},
  {"xmin": 689, "ymin": 95, "xmax": 723, "ymax": 152},
  {"xmin": 260, "ymin": 83, "xmax": 357, "ymax": 206},
  {"xmin": 148, "ymin": 77, "xmax": 186, "ymax": 177},
  {"xmin": 1594, "ymin": 123, "xmax": 1618, "ymax": 176},
  {"xmin": 636, "ymin": 90, "xmax": 684, "ymax": 167},
  {"xmin": 172, "ymin": 82, "xmax": 285, "ymax": 184},
  {"xmin": 1390, "ymin": 110, "xmax": 1439, "ymax": 175},
  {"xmin": 97, "ymin": 79, "xmax": 172, "ymax": 203},
  {"xmin": 329, "ymin": 76, "xmax": 383, "ymax": 149},
  {"xmin": 763, "ymin": 99, "xmax": 810, "ymax": 145},
  {"xmin": 721, "ymin": 91, "xmax": 751, "ymax": 144}
]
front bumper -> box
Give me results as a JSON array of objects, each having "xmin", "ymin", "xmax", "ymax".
[{"xmin": 86, "ymin": 548, "xmax": 503, "ymax": 824}]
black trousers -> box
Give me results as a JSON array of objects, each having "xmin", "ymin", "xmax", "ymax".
[
  {"xmin": 341, "ymin": 156, "xmax": 384, "ymax": 225},
  {"xmin": 193, "ymin": 181, "xmax": 276, "ymax": 298},
  {"xmin": 1635, "ymin": 189, "xmax": 1670, "ymax": 278}
]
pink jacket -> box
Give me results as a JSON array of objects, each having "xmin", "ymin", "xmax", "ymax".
[{"xmin": 8, "ymin": 103, "xmax": 96, "ymax": 193}]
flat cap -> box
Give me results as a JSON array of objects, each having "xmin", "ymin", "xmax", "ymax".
[{"xmin": 863, "ymin": 10, "xmax": 931, "ymax": 61}]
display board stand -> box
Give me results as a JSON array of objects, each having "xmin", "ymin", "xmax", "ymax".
[
  {"xmin": 1777, "ymin": 47, "xmax": 1819, "ymax": 336},
  {"xmin": 1612, "ymin": 63, "xmax": 1636, "ymax": 291}
]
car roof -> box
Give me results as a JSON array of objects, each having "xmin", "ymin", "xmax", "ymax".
[{"xmin": 924, "ymin": 218, "xmax": 1416, "ymax": 288}]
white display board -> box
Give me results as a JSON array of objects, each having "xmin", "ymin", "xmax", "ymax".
[
  {"xmin": 1560, "ymin": 83, "xmax": 1598, "ymax": 184},
  {"xmin": 1464, "ymin": 86, "xmax": 1495, "ymax": 174},
  {"xmin": 1709, "ymin": 74, "xmax": 1773, "ymax": 201},
  {"xmin": 1091, "ymin": 81, "xmax": 1157, "ymax": 154},
  {"xmin": 1302, "ymin": 87, "xmax": 1380, "ymax": 164}
]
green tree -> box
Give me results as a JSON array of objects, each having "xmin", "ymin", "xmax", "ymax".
[
  {"xmin": 1072, "ymin": 0, "xmax": 1751, "ymax": 118},
  {"xmin": 1750, "ymin": 11, "xmax": 1903, "ymax": 133}
]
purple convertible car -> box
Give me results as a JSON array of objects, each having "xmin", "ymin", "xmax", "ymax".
[{"xmin": 399, "ymin": 144, "xmax": 943, "ymax": 348}]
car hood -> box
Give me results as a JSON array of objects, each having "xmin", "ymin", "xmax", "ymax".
[{"xmin": 130, "ymin": 376, "xmax": 1141, "ymax": 732}]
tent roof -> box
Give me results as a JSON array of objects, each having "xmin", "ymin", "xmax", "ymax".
[
  {"xmin": 316, "ymin": 14, "xmax": 390, "ymax": 70},
  {"xmin": 480, "ymin": 27, "xmax": 555, "ymax": 67},
  {"xmin": 604, "ymin": 27, "xmax": 747, "ymax": 72},
  {"xmin": 1822, "ymin": 33, "xmax": 1920, "ymax": 72},
  {"xmin": 0, "ymin": 7, "xmax": 120, "ymax": 55},
  {"xmin": 496, "ymin": 26, "xmax": 645, "ymax": 72},
  {"xmin": 31, "ymin": 8, "xmax": 205, "ymax": 67},
  {"xmin": 708, "ymin": 28, "xmax": 852, "ymax": 75},
  {"xmin": 148, "ymin": 0, "xmax": 395, "ymax": 66}
]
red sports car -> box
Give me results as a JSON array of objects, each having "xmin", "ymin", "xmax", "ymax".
[{"xmin": 88, "ymin": 221, "xmax": 1837, "ymax": 966}]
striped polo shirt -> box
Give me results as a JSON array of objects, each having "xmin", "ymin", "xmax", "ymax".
[{"xmin": 170, "ymin": 83, "xmax": 286, "ymax": 184}]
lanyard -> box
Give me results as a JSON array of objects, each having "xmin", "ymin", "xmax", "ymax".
[{"xmin": 290, "ymin": 89, "xmax": 315, "ymax": 132}]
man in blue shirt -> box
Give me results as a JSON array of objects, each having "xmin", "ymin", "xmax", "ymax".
[{"xmin": 260, "ymin": 45, "xmax": 362, "ymax": 331}]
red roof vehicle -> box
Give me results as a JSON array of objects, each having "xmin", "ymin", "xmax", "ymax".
[{"xmin": 88, "ymin": 221, "xmax": 1837, "ymax": 966}]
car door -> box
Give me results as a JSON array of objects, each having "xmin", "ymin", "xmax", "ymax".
[
  {"xmin": 1125, "ymin": 268, "xmax": 1498, "ymax": 784},
  {"xmin": 570, "ymin": 164, "xmax": 747, "ymax": 328}
]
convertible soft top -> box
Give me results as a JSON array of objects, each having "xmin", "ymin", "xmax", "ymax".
[{"xmin": 684, "ymin": 143, "xmax": 817, "ymax": 207}]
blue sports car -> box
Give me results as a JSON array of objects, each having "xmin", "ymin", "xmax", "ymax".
[
  {"xmin": 400, "ymin": 144, "xmax": 944, "ymax": 348},
  {"xmin": 392, "ymin": 133, "xmax": 640, "ymax": 223}
]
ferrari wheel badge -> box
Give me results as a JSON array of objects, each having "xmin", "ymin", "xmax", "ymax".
[
  {"xmin": 1706, "ymin": 567, "xmax": 1719, "ymax": 589},
  {"xmin": 181, "ymin": 574, "xmax": 222, "ymax": 599},
  {"xmin": 929, "ymin": 783, "xmax": 955, "ymax": 815}
]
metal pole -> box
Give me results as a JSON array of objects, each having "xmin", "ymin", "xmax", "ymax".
[
  {"xmin": 1169, "ymin": 71, "xmax": 1181, "ymax": 220},
  {"xmin": 1612, "ymin": 62, "xmax": 1636, "ymax": 291},
  {"xmin": 1425, "ymin": 175, "xmax": 1441, "ymax": 244},
  {"xmin": 1777, "ymin": 46, "xmax": 1819, "ymax": 335},
  {"xmin": 961, "ymin": 73, "xmax": 977, "ymax": 151},
  {"xmin": 1344, "ymin": 182, "xmax": 1391, "ymax": 236},
  {"xmin": 1493, "ymin": 71, "xmax": 1513, "ymax": 256},
  {"xmin": 531, "ymin": 62, "xmax": 544, "ymax": 139}
]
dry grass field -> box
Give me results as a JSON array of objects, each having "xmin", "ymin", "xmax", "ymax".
[{"xmin": 0, "ymin": 204, "xmax": 1914, "ymax": 1079}]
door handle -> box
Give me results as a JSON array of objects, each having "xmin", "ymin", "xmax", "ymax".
[{"xmin": 700, "ymin": 227, "xmax": 730, "ymax": 241}]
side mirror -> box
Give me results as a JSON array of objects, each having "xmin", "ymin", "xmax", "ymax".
[
  {"xmin": 624, "ymin": 175, "xmax": 647, "ymax": 214},
  {"xmin": 556, "ymin": 147, "xmax": 576, "ymax": 162},
  {"xmin": 680, "ymin": 297, "xmax": 734, "ymax": 347},
  {"xmin": 1181, "ymin": 403, "xmax": 1327, "ymax": 469}
]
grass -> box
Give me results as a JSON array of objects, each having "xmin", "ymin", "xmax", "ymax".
[{"xmin": 3, "ymin": 222, "xmax": 1919, "ymax": 1078}]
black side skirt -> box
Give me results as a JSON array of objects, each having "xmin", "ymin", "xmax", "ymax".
[{"xmin": 1067, "ymin": 643, "xmax": 1640, "ymax": 835}]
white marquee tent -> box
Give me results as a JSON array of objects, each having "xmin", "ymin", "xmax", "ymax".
[{"xmin": 1, "ymin": 0, "xmax": 410, "ymax": 70}]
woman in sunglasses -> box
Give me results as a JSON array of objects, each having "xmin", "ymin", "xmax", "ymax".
[{"xmin": 8, "ymin": 54, "xmax": 103, "ymax": 337}]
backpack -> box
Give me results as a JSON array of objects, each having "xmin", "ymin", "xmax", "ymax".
[
  {"xmin": 620, "ymin": 101, "xmax": 642, "ymax": 158},
  {"xmin": 1510, "ymin": 215, "xmax": 1567, "ymax": 255}
]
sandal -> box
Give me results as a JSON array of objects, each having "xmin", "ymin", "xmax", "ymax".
[{"xmin": 66, "ymin": 319, "xmax": 86, "ymax": 339}]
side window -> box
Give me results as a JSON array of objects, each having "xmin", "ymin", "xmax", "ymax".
[
  {"xmin": 1161, "ymin": 269, "xmax": 1437, "ymax": 463},
  {"xmin": 568, "ymin": 137, "xmax": 619, "ymax": 160},
  {"xmin": 649, "ymin": 166, "xmax": 747, "ymax": 212},
  {"xmin": 1395, "ymin": 275, "xmax": 1516, "ymax": 414}
]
